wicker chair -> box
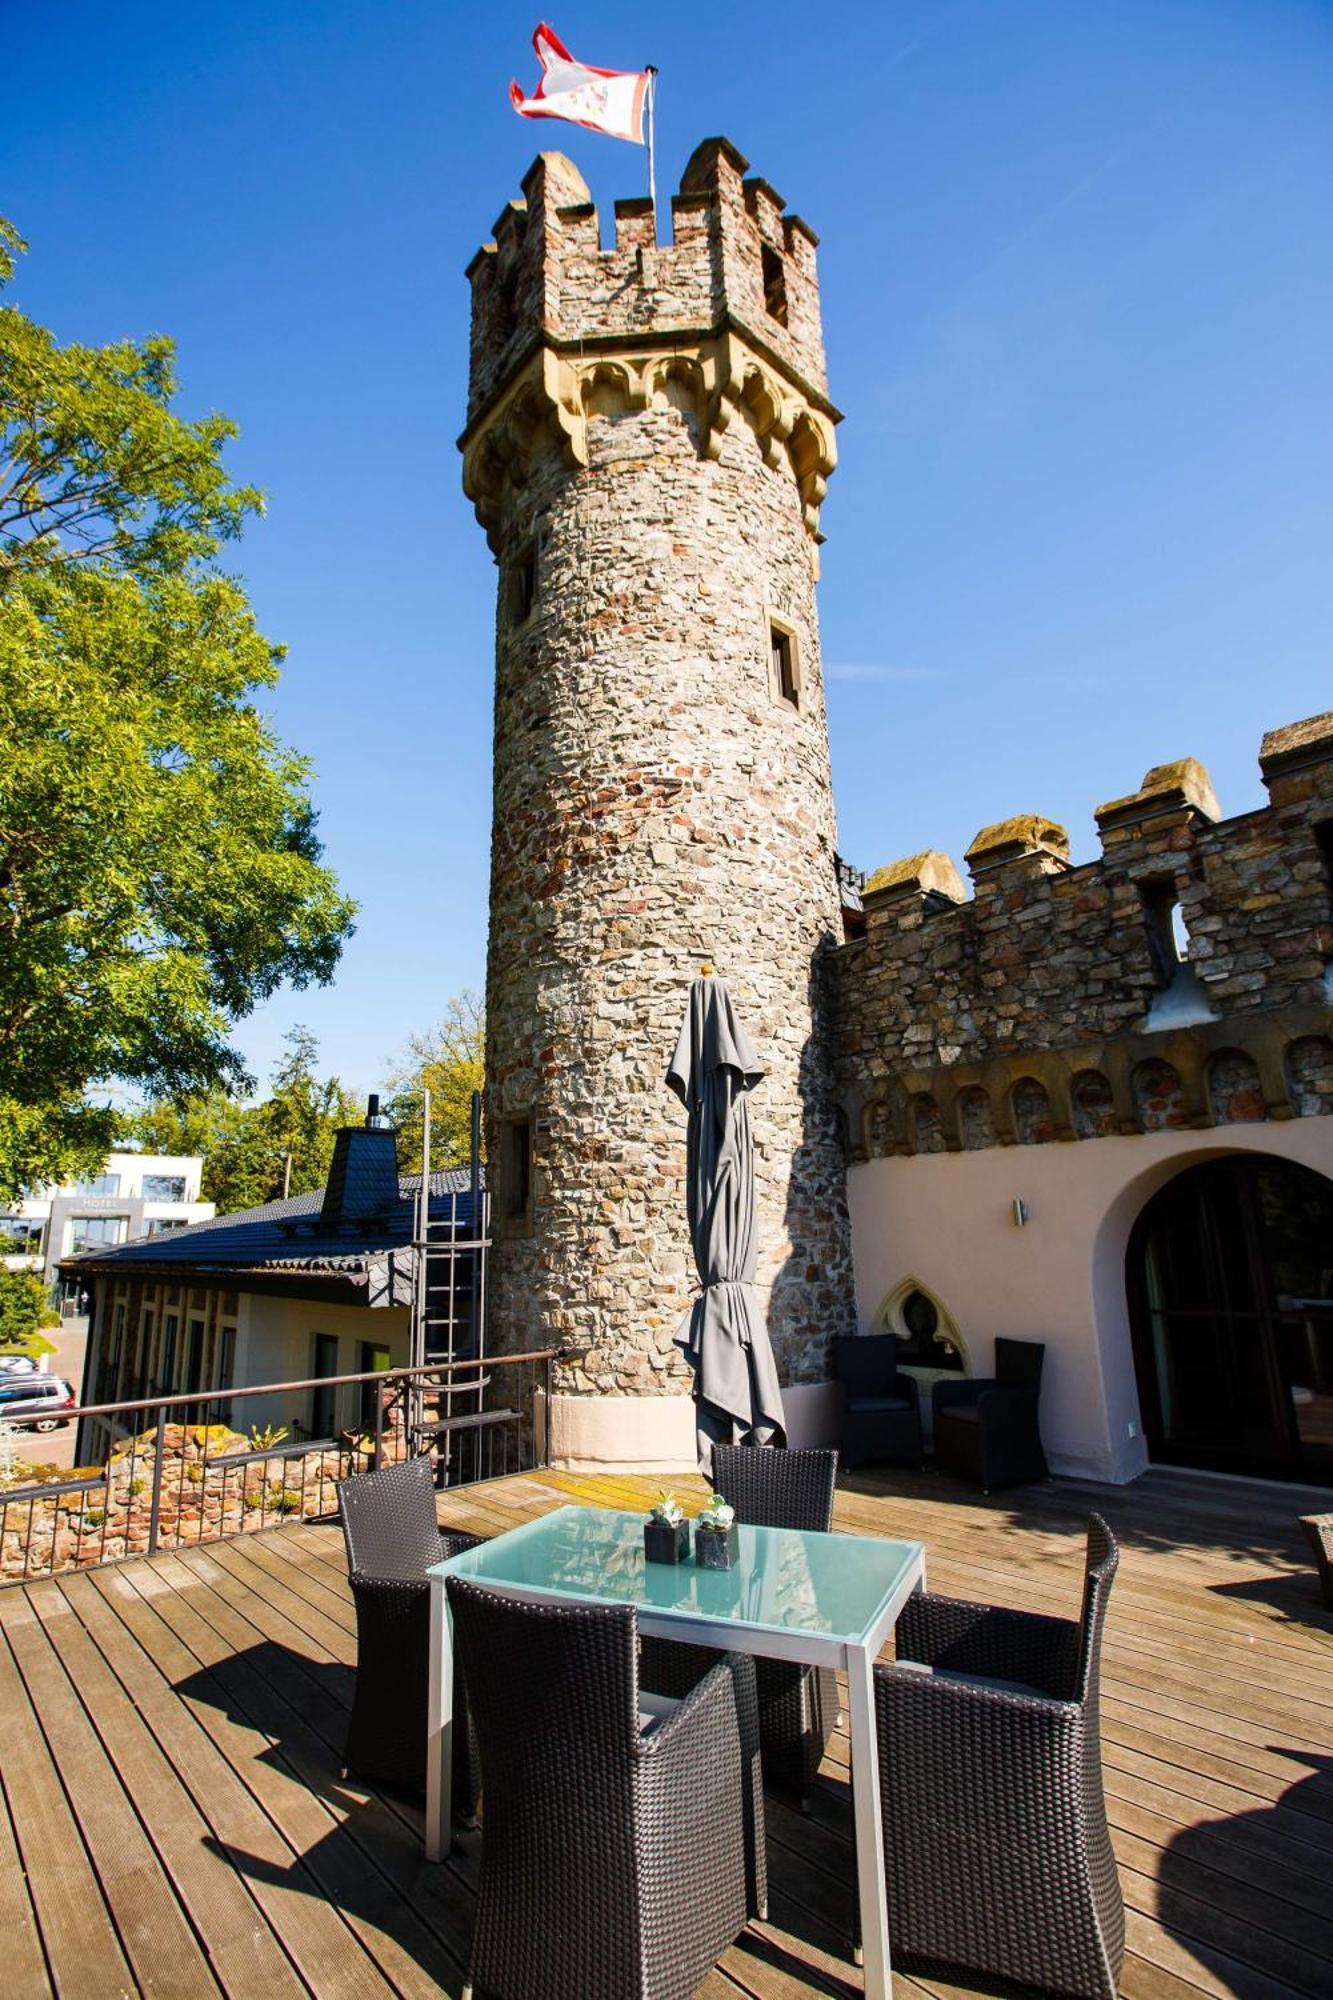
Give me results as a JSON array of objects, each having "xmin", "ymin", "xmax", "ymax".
[
  {"xmin": 933, "ymin": 1335, "xmax": 1049, "ymax": 1490},
  {"xmin": 873, "ymin": 1513, "xmax": 1124, "ymax": 2000},
  {"xmin": 446, "ymin": 1575, "xmax": 765, "ymax": 2000},
  {"xmin": 640, "ymin": 1444, "xmax": 840, "ymax": 1806},
  {"xmin": 336, "ymin": 1455, "xmax": 484, "ymax": 1814},
  {"xmin": 834, "ymin": 1334, "xmax": 924, "ymax": 1468},
  {"xmin": 1299, "ymin": 1514, "xmax": 1333, "ymax": 1608}
]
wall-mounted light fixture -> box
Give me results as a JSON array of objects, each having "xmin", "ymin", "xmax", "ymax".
[{"xmin": 1012, "ymin": 1198, "xmax": 1030, "ymax": 1228}]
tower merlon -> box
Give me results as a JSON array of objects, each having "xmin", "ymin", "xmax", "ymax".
[{"xmin": 460, "ymin": 138, "xmax": 840, "ymax": 559}]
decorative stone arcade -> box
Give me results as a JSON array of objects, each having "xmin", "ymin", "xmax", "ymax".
[{"xmin": 461, "ymin": 140, "xmax": 856, "ymax": 1461}]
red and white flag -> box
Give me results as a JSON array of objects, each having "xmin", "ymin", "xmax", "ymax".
[{"xmin": 509, "ymin": 23, "xmax": 650, "ymax": 145}]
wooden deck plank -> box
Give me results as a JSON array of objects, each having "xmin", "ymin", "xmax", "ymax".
[
  {"xmin": 69, "ymin": 1564, "xmax": 438, "ymax": 2000},
  {"xmin": 0, "ymin": 1722, "xmax": 55, "ymax": 1998},
  {"xmin": 109, "ymin": 1548, "xmax": 478, "ymax": 1987},
  {"xmin": 52, "ymin": 1562, "xmax": 384, "ymax": 1999},
  {"xmin": 9, "ymin": 1585, "xmax": 223, "ymax": 1999},
  {"xmin": 27, "ymin": 1569, "xmax": 311, "ymax": 2000},
  {"xmin": 0, "ymin": 1614, "xmax": 137, "ymax": 2000}
]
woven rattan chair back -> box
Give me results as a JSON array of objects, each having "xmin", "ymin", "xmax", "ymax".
[
  {"xmin": 711, "ymin": 1444, "xmax": 838, "ymax": 1533},
  {"xmin": 447, "ymin": 1577, "xmax": 645, "ymax": 1996},
  {"xmin": 1074, "ymin": 1511, "xmax": 1120, "ymax": 1703},
  {"xmin": 832, "ymin": 1334, "xmax": 901, "ymax": 1404},
  {"xmin": 337, "ymin": 1454, "xmax": 442, "ymax": 1581},
  {"xmin": 994, "ymin": 1336, "xmax": 1045, "ymax": 1390}
]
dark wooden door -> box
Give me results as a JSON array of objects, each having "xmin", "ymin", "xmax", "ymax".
[{"xmin": 1128, "ymin": 1157, "xmax": 1333, "ymax": 1481}]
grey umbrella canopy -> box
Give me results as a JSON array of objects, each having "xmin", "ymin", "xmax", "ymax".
[{"xmin": 667, "ymin": 974, "xmax": 787, "ymax": 1476}]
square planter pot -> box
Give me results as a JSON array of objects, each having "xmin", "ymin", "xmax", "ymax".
[
  {"xmin": 644, "ymin": 1518, "xmax": 690, "ymax": 1565},
  {"xmin": 694, "ymin": 1522, "xmax": 739, "ymax": 1570}
]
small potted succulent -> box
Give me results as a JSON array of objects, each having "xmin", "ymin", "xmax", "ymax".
[
  {"xmin": 643, "ymin": 1489, "xmax": 690, "ymax": 1565},
  {"xmin": 694, "ymin": 1491, "xmax": 739, "ymax": 1569}
]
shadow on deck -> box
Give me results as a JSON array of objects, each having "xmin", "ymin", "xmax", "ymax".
[{"xmin": 1, "ymin": 1464, "xmax": 1331, "ymax": 1999}]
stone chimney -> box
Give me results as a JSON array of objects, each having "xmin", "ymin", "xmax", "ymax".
[{"xmin": 321, "ymin": 1096, "xmax": 399, "ymax": 1226}]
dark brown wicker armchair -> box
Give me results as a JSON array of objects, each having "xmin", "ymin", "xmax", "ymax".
[
  {"xmin": 834, "ymin": 1333, "xmax": 924, "ymax": 1468},
  {"xmin": 446, "ymin": 1575, "xmax": 765, "ymax": 2000},
  {"xmin": 335, "ymin": 1455, "xmax": 484, "ymax": 1813},
  {"xmin": 874, "ymin": 1513, "xmax": 1124, "ymax": 2000},
  {"xmin": 640, "ymin": 1444, "xmax": 839, "ymax": 1806},
  {"xmin": 933, "ymin": 1335, "xmax": 1049, "ymax": 1489}
]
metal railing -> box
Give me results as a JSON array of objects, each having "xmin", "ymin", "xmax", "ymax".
[{"xmin": 0, "ymin": 1350, "xmax": 554, "ymax": 1587}]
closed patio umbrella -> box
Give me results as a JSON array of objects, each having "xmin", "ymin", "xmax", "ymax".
[{"xmin": 667, "ymin": 973, "xmax": 787, "ymax": 1475}]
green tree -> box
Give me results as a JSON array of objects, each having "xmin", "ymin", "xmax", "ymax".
[
  {"xmin": 383, "ymin": 991, "xmax": 485, "ymax": 1173},
  {"xmin": 0, "ymin": 217, "xmax": 356, "ymax": 1199},
  {"xmin": 129, "ymin": 1027, "xmax": 360, "ymax": 1215},
  {"xmin": 0, "ymin": 1268, "xmax": 59, "ymax": 1346}
]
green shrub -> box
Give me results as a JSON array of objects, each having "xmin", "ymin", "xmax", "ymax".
[
  {"xmin": 84, "ymin": 1508, "xmax": 106, "ymax": 1527},
  {"xmin": 0, "ymin": 1270, "xmax": 60, "ymax": 1344},
  {"xmin": 271, "ymin": 1488, "xmax": 302, "ymax": 1514}
]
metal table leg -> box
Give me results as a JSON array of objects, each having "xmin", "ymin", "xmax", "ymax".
[
  {"xmin": 846, "ymin": 1638, "xmax": 891, "ymax": 2000},
  {"xmin": 426, "ymin": 1571, "xmax": 454, "ymax": 1861}
]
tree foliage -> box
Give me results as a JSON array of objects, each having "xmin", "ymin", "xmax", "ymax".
[
  {"xmin": 0, "ymin": 216, "xmax": 355, "ymax": 1198},
  {"xmin": 383, "ymin": 991, "xmax": 485, "ymax": 1173},
  {"xmin": 129, "ymin": 1027, "xmax": 360, "ymax": 1215},
  {"xmin": 0, "ymin": 1268, "xmax": 59, "ymax": 1345}
]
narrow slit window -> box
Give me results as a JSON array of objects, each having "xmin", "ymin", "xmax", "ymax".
[
  {"xmin": 508, "ymin": 542, "xmax": 537, "ymax": 625},
  {"xmin": 771, "ymin": 624, "xmax": 798, "ymax": 708},
  {"xmin": 1139, "ymin": 878, "xmax": 1184, "ymax": 987},
  {"xmin": 1314, "ymin": 820, "xmax": 1333, "ymax": 887},
  {"xmin": 761, "ymin": 244, "xmax": 788, "ymax": 326},
  {"xmin": 505, "ymin": 1118, "xmax": 532, "ymax": 1220}
]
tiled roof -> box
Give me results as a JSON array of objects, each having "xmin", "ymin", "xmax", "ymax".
[{"xmin": 59, "ymin": 1168, "xmax": 486, "ymax": 1283}]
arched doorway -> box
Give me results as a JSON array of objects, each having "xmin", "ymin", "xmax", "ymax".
[{"xmin": 1127, "ymin": 1156, "xmax": 1333, "ymax": 1482}]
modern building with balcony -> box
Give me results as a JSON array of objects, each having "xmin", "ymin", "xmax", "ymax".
[{"xmin": 0, "ymin": 1152, "xmax": 214, "ymax": 1292}]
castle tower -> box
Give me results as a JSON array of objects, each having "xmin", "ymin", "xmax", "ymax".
[{"xmin": 461, "ymin": 139, "xmax": 855, "ymax": 1459}]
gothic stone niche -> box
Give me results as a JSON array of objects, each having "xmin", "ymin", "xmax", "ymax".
[
  {"xmin": 1207, "ymin": 1047, "xmax": 1267, "ymax": 1125},
  {"xmin": 867, "ymin": 1100, "xmax": 895, "ymax": 1158},
  {"xmin": 1071, "ymin": 1069, "xmax": 1118, "ymax": 1140},
  {"xmin": 1285, "ymin": 1035, "xmax": 1333, "ymax": 1117},
  {"xmin": 1012, "ymin": 1077, "xmax": 1056, "ymax": 1146},
  {"xmin": 879, "ymin": 1278, "xmax": 967, "ymax": 1373},
  {"xmin": 1133, "ymin": 1058, "xmax": 1189, "ymax": 1133},
  {"xmin": 957, "ymin": 1085, "xmax": 994, "ymax": 1151},
  {"xmin": 912, "ymin": 1094, "xmax": 946, "ymax": 1155}
]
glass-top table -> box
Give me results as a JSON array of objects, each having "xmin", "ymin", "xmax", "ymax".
[{"xmin": 424, "ymin": 1504, "xmax": 926, "ymax": 2000}]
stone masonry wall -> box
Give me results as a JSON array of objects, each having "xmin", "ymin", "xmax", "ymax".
[
  {"xmin": 469, "ymin": 144, "xmax": 856, "ymax": 1398},
  {"xmin": 834, "ymin": 714, "xmax": 1333, "ymax": 1151}
]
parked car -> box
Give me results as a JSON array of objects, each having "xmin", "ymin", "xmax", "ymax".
[
  {"xmin": 0, "ymin": 1375, "xmax": 77, "ymax": 1430},
  {"xmin": 0, "ymin": 1353, "xmax": 40, "ymax": 1373}
]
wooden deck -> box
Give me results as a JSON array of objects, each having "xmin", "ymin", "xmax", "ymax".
[{"xmin": 1, "ymin": 1464, "xmax": 1330, "ymax": 1999}]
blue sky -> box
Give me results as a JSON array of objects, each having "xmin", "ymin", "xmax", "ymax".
[{"xmin": 5, "ymin": 2, "xmax": 1331, "ymax": 1100}]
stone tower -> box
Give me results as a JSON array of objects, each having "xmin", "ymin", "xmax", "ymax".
[{"xmin": 461, "ymin": 138, "xmax": 856, "ymax": 1461}]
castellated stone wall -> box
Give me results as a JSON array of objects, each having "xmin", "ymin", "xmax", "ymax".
[
  {"xmin": 834, "ymin": 712, "xmax": 1333, "ymax": 1153},
  {"xmin": 466, "ymin": 143, "xmax": 856, "ymax": 1401}
]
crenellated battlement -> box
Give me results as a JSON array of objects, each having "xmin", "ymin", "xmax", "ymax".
[
  {"xmin": 833, "ymin": 711, "xmax": 1333, "ymax": 1154},
  {"xmin": 459, "ymin": 139, "xmax": 839, "ymax": 556}
]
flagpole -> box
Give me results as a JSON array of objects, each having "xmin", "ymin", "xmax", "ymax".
[{"xmin": 645, "ymin": 66, "xmax": 658, "ymax": 234}]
